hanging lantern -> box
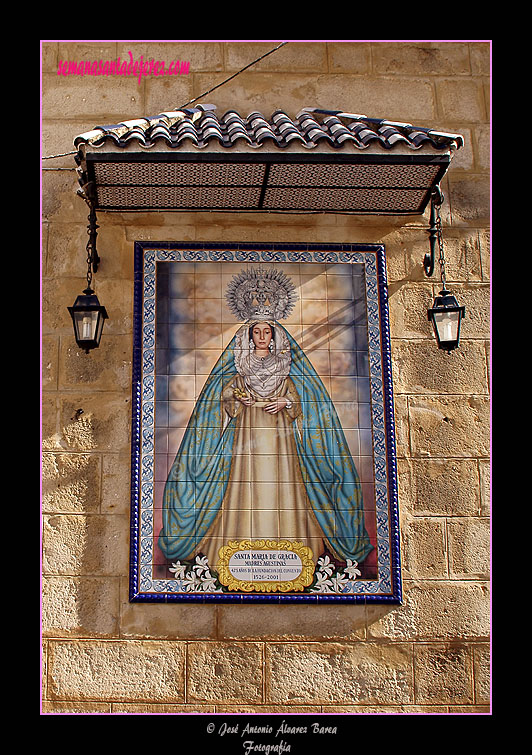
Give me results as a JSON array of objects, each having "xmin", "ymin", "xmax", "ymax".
[
  {"xmin": 424, "ymin": 186, "xmax": 466, "ymax": 352},
  {"xmin": 68, "ymin": 197, "xmax": 107, "ymax": 353},
  {"xmin": 428, "ymin": 287, "xmax": 465, "ymax": 353},
  {"xmin": 68, "ymin": 287, "xmax": 108, "ymax": 353}
]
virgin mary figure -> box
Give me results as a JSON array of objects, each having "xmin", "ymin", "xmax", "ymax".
[{"xmin": 158, "ymin": 267, "xmax": 373, "ymax": 571}]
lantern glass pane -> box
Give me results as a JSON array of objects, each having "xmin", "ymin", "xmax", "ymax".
[
  {"xmin": 95, "ymin": 313, "xmax": 105, "ymax": 343},
  {"xmin": 74, "ymin": 310, "xmax": 99, "ymax": 341},
  {"xmin": 433, "ymin": 309, "xmax": 459, "ymax": 344}
]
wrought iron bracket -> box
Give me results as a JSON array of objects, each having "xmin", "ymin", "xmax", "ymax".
[
  {"xmin": 77, "ymin": 183, "xmax": 100, "ymax": 274},
  {"xmin": 86, "ymin": 200, "xmax": 100, "ymax": 273},
  {"xmin": 424, "ymin": 186, "xmax": 444, "ymax": 277}
]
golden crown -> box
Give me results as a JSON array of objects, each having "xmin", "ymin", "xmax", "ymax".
[{"xmin": 225, "ymin": 267, "xmax": 298, "ymax": 321}]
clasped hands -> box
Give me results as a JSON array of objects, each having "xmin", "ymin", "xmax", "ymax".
[{"xmin": 234, "ymin": 389, "xmax": 290, "ymax": 414}]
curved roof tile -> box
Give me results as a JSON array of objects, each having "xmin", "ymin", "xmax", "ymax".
[{"xmin": 74, "ymin": 106, "xmax": 463, "ymax": 152}]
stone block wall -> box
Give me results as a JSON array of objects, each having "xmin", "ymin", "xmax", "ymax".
[{"xmin": 41, "ymin": 40, "xmax": 491, "ymax": 714}]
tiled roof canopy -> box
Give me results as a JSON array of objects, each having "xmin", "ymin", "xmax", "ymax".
[{"xmin": 74, "ymin": 106, "xmax": 463, "ymax": 214}]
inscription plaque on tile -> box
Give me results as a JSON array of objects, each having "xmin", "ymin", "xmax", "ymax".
[{"xmin": 229, "ymin": 551, "xmax": 302, "ymax": 581}]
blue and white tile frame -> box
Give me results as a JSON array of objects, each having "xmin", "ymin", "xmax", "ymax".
[{"xmin": 129, "ymin": 242, "xmax": 402, "ymax": 603}]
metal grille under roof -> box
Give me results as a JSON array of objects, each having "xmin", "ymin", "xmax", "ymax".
[{"xmin": 74, "ymin": 106, "xmax": 463, "ymax": 215}]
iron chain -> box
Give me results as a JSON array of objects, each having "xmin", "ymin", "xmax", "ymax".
[{"xmin": 434, "ymin": 200, "xmax": 447, "ymax": 289}]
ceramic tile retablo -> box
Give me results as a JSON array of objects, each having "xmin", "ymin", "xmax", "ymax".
[{"xmin": 130, "ymin": 243, "xmax": 401, "ymax": 603}]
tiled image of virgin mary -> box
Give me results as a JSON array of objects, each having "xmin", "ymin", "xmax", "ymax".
[{"xmin": 157, "ymin": 266, "xmax": 374, "ymax": 580}]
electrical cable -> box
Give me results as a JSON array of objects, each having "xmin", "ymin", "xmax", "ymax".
[
  {"xmin": 42, "ymin": 41, "xmax": 289, "ymax": 161},
  {"xmin": 177, "ymin": 41, "xmax": 288, "ymax": 109}
]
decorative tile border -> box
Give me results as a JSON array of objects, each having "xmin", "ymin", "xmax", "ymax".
[{"xmin": 130, "ymin": 243, "xmax": 401, "ymax": 603}]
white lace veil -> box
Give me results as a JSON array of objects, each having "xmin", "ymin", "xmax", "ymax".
[{"xmin": 233, "ymin": 320, "xmax": 291, "ymax": 397}]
